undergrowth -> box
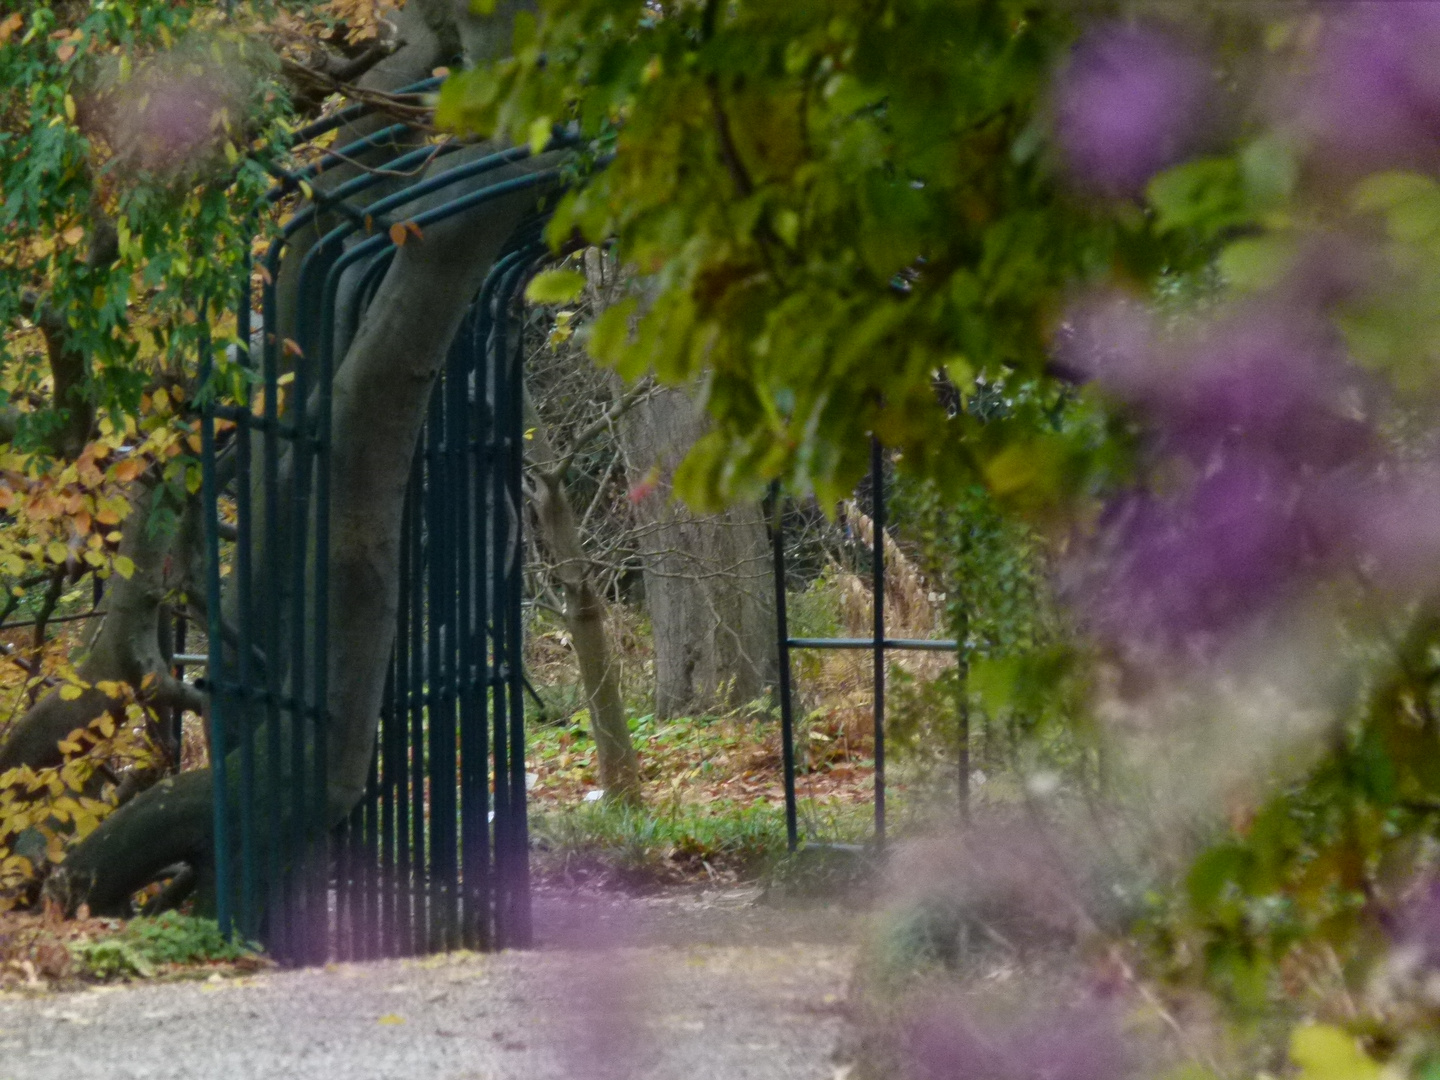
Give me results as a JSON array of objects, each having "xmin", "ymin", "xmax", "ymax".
[
  {"xmin": 68, "ymin": 912, "xmax": 257, "ymax": 980},
  {"xmin": 529, "ymin": 797, "xmax": 875, "ymax": 889}
]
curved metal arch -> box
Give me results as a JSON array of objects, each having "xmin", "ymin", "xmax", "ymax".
[{"xmin": 203, "ymin": 107, "xmax": 566, "ymax": 963}]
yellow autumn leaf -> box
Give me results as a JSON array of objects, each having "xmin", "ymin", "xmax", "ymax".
[
  {"xmin": 59, "ymin": 685, "xmax": 83, "ymax": 702},
  {"xmin": 377, "ymin": 1014, "xmax": 406, "ymax": 1026},
  {"xmin": 46, "ymin": 541, "xmax": 69, "ymax": 565},
  {"xmin": 113, "ymin": 555, "xmax": 136, "ymax": 579}
]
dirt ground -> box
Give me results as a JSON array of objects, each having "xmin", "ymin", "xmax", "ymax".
[{"xmin": 0, "ymin": 887, "xmax": 862, "ymax": 1080}]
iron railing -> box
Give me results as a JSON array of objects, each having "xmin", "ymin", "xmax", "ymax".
[
  {"xmin": 770, "ymin": 438, "xmax": 970, "ymax": 851},
  {"xmin": 200, "ymin": 88, "xmax": 563, "ymax": 962}
]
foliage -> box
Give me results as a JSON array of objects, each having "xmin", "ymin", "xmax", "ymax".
[
  {"xmin": 68, "ymin": 912, "xmax": 255, "ymax": 979},
  {"xmin": 118, "ymin": 911, "xmax": 256, "ymax": 965},
  {"xmin": 446, "ymin": 1, "xmax": 1440, "ymax": 1076},
  {"xmin": 67, "ymin": 936, "xmax": 155, "ymax": 979},
  {"xmin": 0, "ymin": 682, "xmax": 163, "ymax": 911},
  {"xmin": 439, "ymin": 0, "xmax": 1138, "ymax": 510},
  {"xmin": 0, "ymin": 1, "xmax": 289, "ymax": 574}
]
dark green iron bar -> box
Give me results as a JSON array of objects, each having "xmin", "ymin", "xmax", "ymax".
[
  {"xmin": 770, "ymin": 439, "xmax": 969, "ymax": 853},
  {"xmin": 204, "ymin": 87, "xmax": 565, "ymax": 962},
  {"xmin": 787, "ymin": 638, "xmax": 960, "ymax": 652}
]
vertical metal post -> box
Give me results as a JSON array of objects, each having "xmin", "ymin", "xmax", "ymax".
[
  {"xmin": 470, "ymin": 291, "xmax": 494, "ymax": 951},
  {"xmin": 236, "ymin": 272, "xmax": 259, "ymax": 942},
  {"xmin": 956, "ymin": 604, "xmax": 970, "ymax": 820},
  {"xmin": 392, "ymin": 486, "xmax": 415, "ymax": 956},
  {"xmin": 488, "ymin": 275, "xmax": 511, "ymax": 947},
  {"xmin": 871, "ymin": 437, "xmax": 886, "ymax": 846},
  {"xmin": 199, "ymin": 310, "xmax": 233, "ymax": 941},
  {"xmin": 457, "ymin": 304, "xmax": 486, "ymax": 951},
  {"xmin": 504, "ymin": 261, "xmax": 535, "ymax": 949},
  {"xmin": 407, "ymin": 452, "xmax": 428, "ymax": 955},
  {"xmin": 260, "ymin": 273, "xmax": 288, "ymax": 960},
  {"xmin": 769, "ymin": 484, "xmax": 798, "ymax": 853},
  {"xmin": 170, "ymin": 613, "xmax": 186, "ymax": 765}
]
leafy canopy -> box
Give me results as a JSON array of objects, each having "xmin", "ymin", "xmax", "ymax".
[{"xmin": 440, "ymin": 0, "xmax": 1140, "ymax": 509}]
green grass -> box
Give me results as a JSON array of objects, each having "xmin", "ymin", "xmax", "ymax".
[
  {"xmin": 530, "ymin": 800, "xmax": 788, "ymax": 884},
  {"xmin": 529, "ymin": 796, "xmax": 876, "ymax": 888}
]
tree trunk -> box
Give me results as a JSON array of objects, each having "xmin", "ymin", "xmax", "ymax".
[
  {"xmin": 523, "ymin": 394, "xmax": 641, "ymax": 802},
  {"xmin": 55, "ymin": 1, "xmax": 551, "ymax": 912},
  {"xmin": 621, "ymin": 386, "xmax": 777, "ymax": 719}
]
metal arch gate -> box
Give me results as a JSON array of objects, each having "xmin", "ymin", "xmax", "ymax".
[{"xmin": 200, "ymin": 95, "xmax": 560, "ymax": 964}]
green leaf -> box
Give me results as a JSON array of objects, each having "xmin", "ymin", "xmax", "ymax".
[
  {"xmin": 1218, "ymin": 236, "xmax": 1297, "ymax": 291},
  {"xmin": 586, "ymin": 298, "xmax": 639, "ymax": 368},
  {"xmin": 1147, "ymin": 158, "xmax": 1248, "ymax": 237},
  {"xmin": 1353, "ymin": 172, "xmax": 1440, "ymax": 243},
  {"xmin": 1289, "ymin": 1024, "xmax": 1382, "ymax": 1080},
  {"xmin": 525, "ymin": 270, "xmax": 586, "ymax": 304}
]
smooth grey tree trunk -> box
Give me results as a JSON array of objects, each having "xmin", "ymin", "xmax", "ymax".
[{"xmin": 621, "ymin": 387, "xmax": 777, "ymax": 719}]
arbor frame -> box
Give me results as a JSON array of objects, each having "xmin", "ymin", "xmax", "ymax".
[{"xmin": 200, "ymin": 100, "xmax": 564, "ymax": 963}]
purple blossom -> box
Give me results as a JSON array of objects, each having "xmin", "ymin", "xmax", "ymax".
[
  {"xmin": 102, "ymin": 57, "xmax": 244, "ymax": 179},
  {"xmin": 1290, "ymin": 2, "xmax": 1440, "ymax": 174},
  {"xmin": 888, "ymin": 819, "xmax": 1093, "ymax": 942},
  {"xmin": 907, "ymin": 996, "xmax": 1130, "ymax": 1080},
  {"xmin": 1079, "ymin": 458, "xmax": 1311, "ymax": 651},
  {"xmin": 1057, "ymin": 290, "xmax": 1384, "ymax": 657},
  {"xmin": 1354, "ymin": 463, "xmax": 1440, "ymax": 594},
  {"xmin": 1054, "ymin": 23, "xmax": 1213, "ymax": 196},
  {"xmin": 1390, "ymin": 879, "xmax": 1440, "ymax": 968},
  {"xmin": 1157, "ymin": 308, "xmax": 1373, "ymax": 471}
]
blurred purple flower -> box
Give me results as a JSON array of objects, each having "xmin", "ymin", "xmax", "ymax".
[
  {"xmin": 535, "ymin": 889, "xmax": 647, "ymax": 1080},
  {"xmin": 1393, "ymin": 880, "xmax": 1440, "ymax": 959},
  {"xmin": 101, "ymin": 55, "xmax": 244, "ymax": 179},
  {"xmin": 1355, "ymin": 463, "xmax": 1440, "ymax": 594},
  {"xmin": 1158, "ymin": 308, "xmax": 1373, "ymax": 471},
  {"xmin": 908, "ymin": 996, "xmax": 1129, "ymax": 1080},
  {"xmin": 1052, "ymin": 291, "xmax": 1157, "ymax": 392},
  {"xmin": 1080, "ymin": 458, "xmax": 1310, "ymax": 651},
  {"xmin": 888, "ymin": 819, "xmax": 1094, "ymax": 942},
  {"xmin": 1291, "ymin": 2, "xmax": 1440, "ymax": 174},
  {"xmin": 1054, "ymin": 23, "xmax": 1213, "ymax": 196},
  {"xmin": 1056, "ymin": 286, "xmax": 1389, "ymax": 656}
]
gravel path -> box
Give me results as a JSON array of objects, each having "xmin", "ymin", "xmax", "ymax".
[{"xmin": 0, "ymin": 889, "xmax": 860, "ymax": 1080}]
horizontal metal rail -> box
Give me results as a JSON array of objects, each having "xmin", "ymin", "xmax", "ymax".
[{"xmin": 788, "ymin": 637, "xmax": 959, "ymax": 652}]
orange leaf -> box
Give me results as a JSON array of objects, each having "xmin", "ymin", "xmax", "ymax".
[
  {"xmin": 0, "ymin": 12, "xmax": 23, "ymax": 44},
  {"xmin": 112, "ymin": 458, "xmax": 143, "ymax": 483},
  {"xmin": 56, "ymin": 43, "xmax": 74, "ymax": 63},
  {"xmin": 388, "ymin": 222, "xmax": 407, "ymax": 247},
  {"xmin": 405, "ymin": 221, "xmax": 424, "ymax": 240},
  {"xmin": 282, "ymin": 338, "xmax": 304, "ymax": 358},
  {"xmin": 72, "ymin": 511, "xmax": 91, "ymax": 536}
]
